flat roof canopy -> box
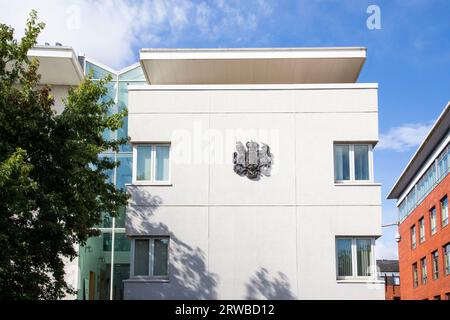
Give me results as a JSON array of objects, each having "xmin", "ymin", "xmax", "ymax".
[
  {"xmin": 140, "ymin": 47, "xmax": 367, "ymax": 85},
  {"xmin": 28, "ymin": 46, "xmax": 84, "ymax": 86}
]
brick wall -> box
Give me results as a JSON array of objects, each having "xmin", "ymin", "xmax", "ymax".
[{"xmin": 398, "ymin": 174, "xmax": 450, "ymax": 299}]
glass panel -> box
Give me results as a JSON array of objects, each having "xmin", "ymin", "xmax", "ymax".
[
  {"xmin": 112, "ymin": 232, "xmax": 130, "ymax": 300},
  {"xmin": 86, "ymin": 61, "xmax": 117, "ymax": 80},
  {"xmin": 103, "ymin": 232, "xmax": 113, "ymax": 251},
  {"xmin": 116, "ymin": 153, "xmax": 132, "ymax": 190},
  {"xmin": 136, "ymin": 146, "xmax": 152, "ymax": 180},
  {"xmin": 413, "ymin": 264, "xmax": 418, "ymax": 287},
  {"xmin": 354, "ymin": 145, "xmax": 369, "ymax": 180},
  {"xmin": 78, "ymin": 234, "xmax": 112, "ymax": 300},
  {"xmin": 118, "ymin": 67, "xmax": 146, "ymax": 81},
  {"xmin": 419, "ymin": 218, "xmax": 425, "ymax": 242},
  {"xmin": 421, "ymin": 258, "xmax": 427, "ymax": 284},
  {"xmin": 444, "ymin": 244, "xmax": 450, "ymax": 276},
  {"xmin": 334, "ymin": 145, "xmax": 350, "ymax": 181},
  {"xmin": 113, "ymin": 233, "xmax": 131, "ymax": 251},
  {"xmin": 115, "ymin": 206, "xmax": 126, "ymax": 229},
  {"xmin": 97, "ymin": 154, "xmax": 115, "ymax": 229},
  {"xmin": 441, "ymin": 196, "xmax": 448, "ymax": 227},
  {"xmin": 430, "ymin": 208, "xmax": 437, "ymax": 234},
  {"xmin": 432, "ymin": 251, "xmax": 439, "ymax": 279},
  {"xmin": 100, "ymin": 81, "xmax": 118, "ymax": 143},
  {"xmin": 134, "ymin": 240, "xmax": 149, "ymax": 276},
  {"xmin": 336, "ymin": 239, "xmax": 352, "ymax": 277},
  {"xmin": 155, "ymin": 145, "xmax": 170, "ymax": 181},
  {"xmin": 411, "ymin": 226, "xmax": 416, "ymax": 249},
  {"xmin": 153, "ymin": 238, "xmax": 169, "ymax": 276},
  {"xmin": 117, "ymin": 82, "xmax": 131, "ymax": 152},
  {"xmin": 356, "ymin": 239, "xmax": 372, "ymax": 276}
]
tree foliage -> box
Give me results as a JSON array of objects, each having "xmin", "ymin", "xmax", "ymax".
[{"xmin": 0, "ymin": 11, "xmax": 129, "ymax": 299}]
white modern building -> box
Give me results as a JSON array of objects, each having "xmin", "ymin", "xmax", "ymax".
[
  {"xmin": 30, "ymin": 46, "xmax": 384, "ymax": 300},
  {"xmin": 124, "ymin": 48, "xmax": 384, "ymax": 299}
]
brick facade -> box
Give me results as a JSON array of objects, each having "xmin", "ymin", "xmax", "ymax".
[{"xmin": 398, "ymin": 173, "xmax": 450, "ymax": 300}]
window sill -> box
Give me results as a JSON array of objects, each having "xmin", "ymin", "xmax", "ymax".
[
  {"xmin": 336, "ymin": 279, "xmax": 383, "ymax": 284},
  {"xmin": 126, "ymin": 182, "xmax": 173, "ymax": 187},
  {"xmin": 124, "ymin": 277, "xmax": 170, "ymax": 283},
  {"xmin": 334, "ymin": 182, "xmax": 381, "ymax": 186}
]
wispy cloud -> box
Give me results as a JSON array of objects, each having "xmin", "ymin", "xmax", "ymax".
[
  {"xmin": 0, "ymin": 0, "xmax": 273, "ymax": 69},
  {"xmin": 375, "ymin": 239, "xmax": 398, "ymax": 260},
  {"xmin": 377, "ymin": 121, "xmax": 434, "ymax": 152}
]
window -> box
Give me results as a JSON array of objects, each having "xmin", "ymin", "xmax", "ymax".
[
  {"xmin": 336, "ymin": 237, "xmax": 375, "ymax": 280},
  {"xmin": 133, "ymin": 144, "xmax": 170, "ymax": 183},
  {"xmin": 132, "ymin": 237, "xmax": 169, "ymax": 278},
  {"xmin": 430, "ymin": 207, "xmax": 437, "ymax": 235},
  {"xmin": 433, "ymin": 295, "xmax": 441, "ymax": 300},
  {"xmin": 432, "ymin": 250, "xmax": 439, "ymax": 280},
  {"xmin": 334, "ymin": 144, "xmax": 372, "ymax": 182},
  {"xmin": 446, "ymin": 292, "xmax": 450, "ymax": 300},
  {"xmin": 441, "ymin": 196, "xmax": 448, "ymax": 227},
  {"xmin": 412, "ymin": 263, "xmax": 418, "ymax": 288},
  {"xmin": 420, "ymin": 257, "xmax": 427, "ymax": 284},
  {"xmin": 419, "ymin": 218, "xmax": 425, "ymax": 243},
  {"xmin": 411, "ymin": 225, "xmax": 416, "ymax": 249},
  {"xmin": 444, "ymin": 243, "xmax": 450, "ymax": 276}
]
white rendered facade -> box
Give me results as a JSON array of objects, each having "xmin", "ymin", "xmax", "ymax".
[{"xmin": 123, "ymin": 48, "xmax": 384, "ymax": 299}]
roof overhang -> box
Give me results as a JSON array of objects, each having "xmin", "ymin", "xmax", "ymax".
[
  {"xmin": 27, "ymin": 46, "xmax": 84, "ymax": 85},
  {"xmin": 139, "ymin": 47, "xmax": 367, "ymax": 85},
  {"xmin": 387, "ymin": 102, "xmax": 450, "ymax": 200}
]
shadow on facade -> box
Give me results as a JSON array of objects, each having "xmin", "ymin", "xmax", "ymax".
[
  {"xmin": 245, "ymin": 267, "xmax": 296, "ymax": 300},
  {"xmin": 125, "ymin": 187, "xmax": 218, "ymax": 299}
]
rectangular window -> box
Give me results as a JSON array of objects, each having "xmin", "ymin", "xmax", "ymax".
[
  {"xmin": 134, "ymin": 144, "xmax": 170, "ymax": 183},
  {"xmin": 336, "ymin": 237, "xmax": 375, "ymax": 280},
  {"xmin": 444, "ymin": 243, "xmax": 450, "ymax": 276},
  {"xmin": 334, "ymin": 145, "xmax": 350, "ymax": 181},
  {"xmin": 334, "ymin": 144, "xmax": 372, "ymax": 182},
  {"xmin": 433, "ymin": 295, "xmax": 441, "ymax": 300},
  {"xmin": 132, "ymin": 237, "xmax": 169, "ymax": 278},
  {"xmin": 441, "ymin": 196, "xmax": 448, "ymax": 227},
  {"xmin": 432, "ymin": 250, "xmax": 439, "ymax": 280},
  {"xmin": 420, "ymin": 257, "xmax": 427, "ymax": 284},
  {"xmin": 430, "ymin": 207, "xmax": 437, "ymax": 235},
  {"xmin": 419, "ymin": 218, "xmax": 425, "ymax": 243},
  {"xmin": 412, "ymin": 263, "xmax": 418, "ymax": 288},
  {"xmin": 411, "ymin": 225, "xmax": 416, "ymax": 249}
]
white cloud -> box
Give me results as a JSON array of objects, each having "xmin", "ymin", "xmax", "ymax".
[
  {"xmin": 377, "ymin": 121, "xmax": 434, "ymax": 152},
  {"xmin": 0, "ymin": 0, "xmax": 273, "ymax": 69},
  {"xmin": 376, "ymin": 239, "xmax": 398, "ymax": 260}
]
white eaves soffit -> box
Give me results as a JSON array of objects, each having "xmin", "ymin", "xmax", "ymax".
[
  {"xmin": 27, "ymin": 46, "xmax": 84, "ymax": 86},
  {"xmin": 140, "ymin": 47, "xmax": 367, "ymax": 85}
]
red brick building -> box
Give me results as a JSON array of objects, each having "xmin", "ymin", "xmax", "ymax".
[{"xmin": 388, "ymin": 102, "xmax": 450, "ymax": 300}]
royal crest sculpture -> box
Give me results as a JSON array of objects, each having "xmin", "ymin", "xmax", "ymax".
[{"xmin": 233, "ymin": 141, "xmax": 272, "ymax": 179}]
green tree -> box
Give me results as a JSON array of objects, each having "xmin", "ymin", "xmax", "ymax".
[{"xmin": 0, "ymin": 11, "xmax": 129, "ymax": 299}]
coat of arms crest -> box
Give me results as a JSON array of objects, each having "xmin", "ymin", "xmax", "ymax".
[{"xmin": 233, "ymin": 141, "xmax": 272, "ymax": 179}]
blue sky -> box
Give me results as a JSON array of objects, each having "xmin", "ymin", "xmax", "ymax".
[{"xmin": 1, "ymin": 0, "xmax": 450, "ymax": 259}]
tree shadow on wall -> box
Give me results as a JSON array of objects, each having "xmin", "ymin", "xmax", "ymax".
[
  {"xmin": 245, "ymin": 267, "xmax": 296, "ymax": 300},
  {"xmin": 125, "ymin": 186, "xmax": 218, "ymax": 299}
]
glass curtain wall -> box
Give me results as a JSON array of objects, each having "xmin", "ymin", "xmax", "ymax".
[{"xmin": 78, "ymin": 62, "xmax": 146, "ymax": 300}]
